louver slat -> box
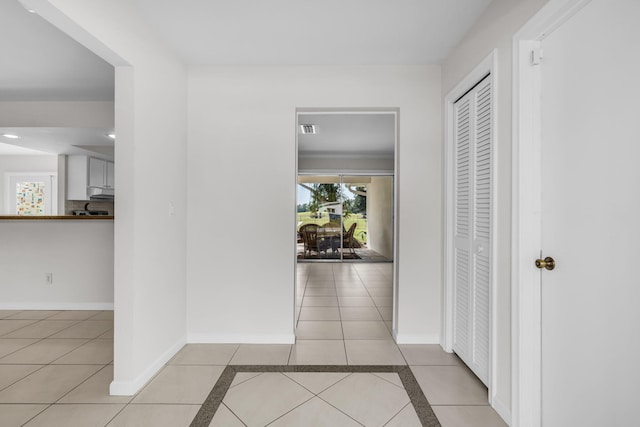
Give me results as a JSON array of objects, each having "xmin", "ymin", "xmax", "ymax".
[
  {"xmin": 473, "ymin": 253, "xmax": 491, "ymax": 383},
  {"xmin": 454, "ymin": 248, "xmax": 470, "ymax": 356},
  {"xmin": 475, "ymin": 78, "xmax": 491, "ymax": 242},
  {"xmin": 455, "ymin": 99, "xmax": 471, "ymax": 239}
]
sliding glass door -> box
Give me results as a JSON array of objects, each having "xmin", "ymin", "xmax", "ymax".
[{"xmin": 296, "ymin": 174, "xmax": 393, "ymax": 262}]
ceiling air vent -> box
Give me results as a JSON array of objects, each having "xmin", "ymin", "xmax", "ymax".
[{"xmin": 299, "ymin": 124, "xmax": 317, "ymax": 135}]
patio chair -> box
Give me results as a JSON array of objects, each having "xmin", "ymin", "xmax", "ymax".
[
  {"xmin": 299, "ymin": 223, "xmax": 320, "ymax": 258},
  {"xmin": 342, "ymin": 223, "xmax": 358, "ymax": 255}
]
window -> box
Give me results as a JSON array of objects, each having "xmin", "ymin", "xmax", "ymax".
[{"xmin": 5, "ymin": 173, "xmax": 57, "ymax": 215}]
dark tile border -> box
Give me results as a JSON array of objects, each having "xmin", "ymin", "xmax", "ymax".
[{"xmin": 190, "ymin": 365, "xmax": 441, "ymax": 427}]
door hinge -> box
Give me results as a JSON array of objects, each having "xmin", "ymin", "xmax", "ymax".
[{"xmin": 530, "ymin": 47, "xmax": 543, "ymax": 66}]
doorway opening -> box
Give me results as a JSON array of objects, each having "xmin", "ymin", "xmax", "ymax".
[
  {"xmin": 296, "ymin": 110, "xmax": 396, "ymax": 264},
  {"xmin": 297, "ymin": 174, "xmax": 393, "ymax": 262},
  {"xmin": 295, "ymin": 109, "xmax": 398, "ymax": 340}
]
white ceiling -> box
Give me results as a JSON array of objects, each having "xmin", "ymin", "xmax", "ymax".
[
  {"xmin": 0, "ymin": 0, "xmax": 115, "ymax": 157},
  {"xmin": 134, "ymin": 0, "xmax": 492, "ymax": 65},
  {"xmin": 298, "ymin": 113, "xmax": 395, "ymax": 158},
  {"xmin": 0, "ymin": 128, "xmax": 115, "ymax": 159},
  {"xmin": 0, "ymin": 141, "xmax": 48, "ymax": 156},
  {"xmin": 0, "ymin": 0, "xmax": 493, "ymax": 157},
  {"xmin": 0, "ymin": 0, "xmax": 114, "ymax": 101}
]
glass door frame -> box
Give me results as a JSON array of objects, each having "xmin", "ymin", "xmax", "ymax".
[
  {"xmin": 296, "ymin": 174, "xmax": 344, "ymax": 262},
  {"xmin": 296, "ymin": 173, "xmax": 394, "ymax": 263}
]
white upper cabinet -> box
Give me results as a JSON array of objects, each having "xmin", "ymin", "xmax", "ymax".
[
  {"xmin": 89, "ymin": 157, "xmax": 114, "ymax": 189},
  {"xmin": 106, "ymin": 161, "xmax": 115, "ymax": 189},
  {"xmin": 67, "ymin": 155, "xmax": 115, "ymax": 200}
]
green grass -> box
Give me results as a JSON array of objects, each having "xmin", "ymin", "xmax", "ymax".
[{"xmin": 297, "ymin": 212, "xmax": 367, "ymax": 244}]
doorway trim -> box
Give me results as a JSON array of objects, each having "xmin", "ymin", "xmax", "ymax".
[
  {"xmin": 511, "ymin": 1, "xmax": 591, "ymax": 426},
  {"xmin": 443, "ymin": 50, "xmax": 498, "ymax": 410},
  {"xmin": 294, "ymin": 108, "xmax": 399, "ymax": 337}
]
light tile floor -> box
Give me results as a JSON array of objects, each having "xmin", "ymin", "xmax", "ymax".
[
  {"xmin": 209, "ymin": 370, "xmax": 419, "ymax": 426},
  {"xmin": 0, "ymin": 263, "xmax": 507, "ymax": 426}
]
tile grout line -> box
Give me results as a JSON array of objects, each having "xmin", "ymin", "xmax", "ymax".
[
  {"xmin": 0, "ymin": 320, "xmax": 112, "ymax": 393},
  {"xmin": 0, "ymin": 310, "xmax": 118, "ymax": 426},
  {"xmin": 290, "ymin": 376, "xmax": 368, "ymax": 427},
  {"xmin": 18, "ymin": 404, "xmax": 52, "ymax": 426},
  {"xmin": 51, "ymin": 362, "xmax": 113, "ymax": 405},
  {"xmin": 370, "ymin": 371, "xmax": 407, "ymax": 391},
  {"xmin": 0, "ymin": 336, "xmax": 48, "ymax": 365},
  {"xmin": 220, "ymin": 401, "xmax": 247, "ymax": 427},
  {"xmin": 0, "ymin": 363, "xmax": 49, "ymax": 393},
  {"xmin": 334, "ymin": 264, "xmax": 349, "ymax": 363},
  {"xmin": 381, "ymin": 401, "xmax": 413, "ymax": 427},
  {"xmin": 430, "ymin": 403, "xmax": 493, "ymax": 407},
  {"xmin": 261, "ymin": 374, "xmax": 319, "ymax": 426}
]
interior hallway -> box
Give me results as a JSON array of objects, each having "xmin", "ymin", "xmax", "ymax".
[{"xmin": 0, "ymin": 263, "xmax": 506, "ymax": 426}]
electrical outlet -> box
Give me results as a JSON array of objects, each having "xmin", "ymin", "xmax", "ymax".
[{"xmin": 46, "ymin": 273, "xmax": 53, "ymax": 284}]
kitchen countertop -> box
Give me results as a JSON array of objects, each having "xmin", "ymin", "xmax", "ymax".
[{"xmin": 0, "ymin": 215, "xmax": 114, "ymax": 220}]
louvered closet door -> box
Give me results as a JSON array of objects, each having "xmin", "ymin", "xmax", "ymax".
[{"xmin": 452, "ymin": 75, "xmax": 492, "ymax": 385}]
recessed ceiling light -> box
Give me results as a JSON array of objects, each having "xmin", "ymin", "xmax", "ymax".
[
  {"xmin": 106, "ymin": 133, "xmax": 116, "ymax": 140},
  {"xmin": 299, "ymin": 124, "xmax": 317, "ymax": 135},
  {"xmin": 2, "ymin": 133, "xmax": 20, "ymax": 139}
]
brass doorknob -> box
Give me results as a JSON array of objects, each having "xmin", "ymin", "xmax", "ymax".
[{"xmin": 535, "ymin": 257, "xmax": 555, "ymax": 270}]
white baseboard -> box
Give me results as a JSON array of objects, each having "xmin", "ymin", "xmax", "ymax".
[
  {"xmin": 109, "ymin": 336, "xmax": 186, "ymax": 396},
  {"xmin": 0, "ymin": 302, "xmax": 114, "ymax": 310},
  {"xmin": 394, "ymin": 333, "xmax": 440, "ymax": 344},
  {"xmin": 187, "ymin": 333, "xmax": 296, "ymax": 344},
  {"xmin": 492, "ymin": 395, "xmax": 512, "ymax": 426}
]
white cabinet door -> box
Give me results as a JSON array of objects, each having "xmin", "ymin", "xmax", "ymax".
[
  {"xmin": 89, "ymin": 157, "xmax": 107, "ymax": 188},
  {"xmin": 67, "ymin": 155, "xmax": 90, "ymax": 200},
  {"xmin": 106, "ymin": 161, "xmax": 115, "ymax": 189},
  {"xmin": 452, "ymin": 75, "xmax": 492, "ymax": 385}
]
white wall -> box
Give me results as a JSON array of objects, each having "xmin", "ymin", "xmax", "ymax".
[
  {"xmin": 38, "ymin": 0, "xmax": 188, "ymax": 395},
  {"xmin": 187, "ymin": 66, "xmax": 441, "ymax": 343},
  {"xmin": 441, "ymin": 0, "xmax": 548, "ymax": 418},
  {"xmin": 0, "ymin": 155, "xmax": 58, "ymax": 214},
  {"xmin": 368, "ymin": 176, "xmax": 394, "ymax": 260},
  {"xmin": 0, "ymin": 101, "xmax": 113, "ymax": 127},
  {"xmin": 298, "ymin": 155, "xmax": 394, "ymax": 173},
  {"xmin": 0, "ymin": 220, "xmax": 113, "ymax": 309}
]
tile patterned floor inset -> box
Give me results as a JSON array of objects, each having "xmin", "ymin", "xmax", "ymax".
[
  {"xmin": 222, "ymin": 372, "xmax": 314, "ymax": 426},
  {"xmin": 207, "ymin": 403, "xmax": 245, "ymax": 427},
  {"xmin": 318, "ymin": 373, "xmax": 410, "ymax": 425},
  {"xmin": 190, "ymin": 365, "xmax": 441, "ymax": 427},
  {"xmin": 268, "ymin": 396, "xmax": 362, "ymax": 427},
  {"xmin": 283, "ymin": 372, "xmax": 350, "ymax": 394}
]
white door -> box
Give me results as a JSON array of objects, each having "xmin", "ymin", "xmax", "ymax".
[
  {"xmin": 452, "ymin": 75, "xmax": 492, "ymax": 385},
  {"xmin": 540, "ymin": 0, "xmax": 640, "ymax": 425}
]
